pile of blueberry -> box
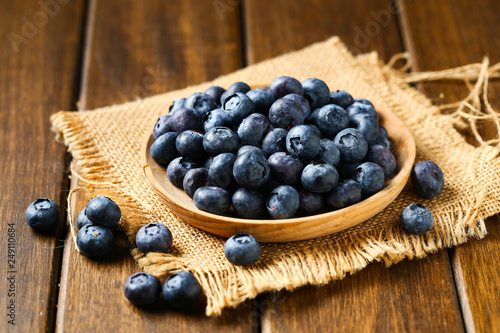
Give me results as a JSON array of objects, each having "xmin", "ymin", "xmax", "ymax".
[{"xmin": 151, "ymin": 76, "xmax": 397, "ymax": 219}]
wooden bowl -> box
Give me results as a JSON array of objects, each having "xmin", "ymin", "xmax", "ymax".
[{"xmin": 141, "ymin": 105, "xmax": 415, "ymax": 242}]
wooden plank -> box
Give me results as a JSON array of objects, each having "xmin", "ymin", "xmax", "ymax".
[
  {"xmin": 244, "ymin": 0, "xmax": 465, "ymax": 331},
  {"xmin": 0, "ymin": 1, "xmax": 86, "ymax": 331},
  {"xmin": 398, "ymin": 0, "xmax": 500, "ymax": 331},
  {"xmin": 55, "ymin": 0, "xmax": 256, "ymax": 332}
]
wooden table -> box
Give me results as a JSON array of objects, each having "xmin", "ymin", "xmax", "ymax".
[{"xmin": 1, "ymin": 1, "xmax": 499, "ymax": 332}]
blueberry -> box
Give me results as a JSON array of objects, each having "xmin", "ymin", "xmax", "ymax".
[
  {"xmin": 411, "ymin": 161, "xmax": 444, "ymax": 199},
  {"xmin": 268, "ymin": 98, "xmax": 305, "ymax": 129},
  {"xmin": 169, "ymin": 98, "xmax": 186, "ymax": 114},
  {"xmin": 152, "ymin": 115, "xmax": 172, "ymax": 140},
  {"xmin": 326, "ymin": 179, "xmax": 362, "ymax": 209},
  {"xmin": 262, "ymin": 128, "xmax": 288, "ymax": 156},
  {"xmin": 329, "ymin": 90, "xmax": 354, "ymax": 109},
  {"xmin": 222, "ymin": 93, "xmax": 255, "ymax": 125},
  {"xmin": 183, "ymin": 168, "xmax": 208, "ymax": 198},
  {"xmin": 86, "ymin": 196, "xmax": 121, "ymax": 227},
  {"xmin": 237, "ymin": 145, "xmax": 266, "ymax": 158},
  {"xmin": 166, "ymin": 157, "xmax": 199, "ymax": 188},
  {"xmin": 203, "ymin": 126, "xmax": 240, "ymax": 155},
  {"xmin": 313, "ymin": 104, "xmax": 349, "ymax": 139},
  {"xmin": 353, "ymin": 162, "xmax": 385, "ymax": 197},
  {"xmin": 268, "ymin": 152, "xmax": 304, "ymax": 185},
  {"xmin": 162, "ymin": 271, "xmax": 201, "ymax": 309},
  {"xmin": 202, "ymin": 108, "xmax": 229, "ymax": 133},
  {"xmin": 204, "ymin": 156, "xmax": 214, "ymax": 170},
  {"xmin": 246, "ymin": 89, "xmax": 275, "ymax": 115},
  {"xmin": 193, "ymin": 186, "xmax": 231, "ymax": 215},
  {"xmin": 301, "ymin": 78, "xmax": 330, "ymax": 110},
  {"xmin": 374, "ymin": 134, "xmax": 391, "ymax": 150},
  {"xmin": 232, "ymin": 188, "xmax": 266, "ymax": 219},
  {"xmin": 346, "ymin": 103, "xmax": 379, "ymax": 123},
  {"xmin": 301, "ymin": 163, "xmax": 339, "ymax": 193},
  {"xmin": 286, "ymin": 125, "xmax": 321, "ymax": 162},
  {"xmin": 269, "ymin": 76, "xmax": 303, "ymax": 99},
  {"xmin": 124, "ymin": 272, "xmax": 161, "ymax": 306},
  {"xmin": 399, "ymin": 203, "xmax": 434, "ymax": 234},
  {"xmin": 204, "ymin": 86, "xmax": 225, "ymax": 105},
  {"xmin": 233, "ymin": 151, "xmax": 271, "ymax": 189},
  {"xmin": 76, "ymin": 224, "xmax": 114, "ymax": 257},
  {"xmin": 282, "ymin": 93, "xmax": 311, "ymax": 121},
  {"xmin": 353, "ymin": 98, "xmax": 374, "ymax": 108},
  {"xmin": 333, "ymin": 128, "xmax": 368, "ymax": 163},
  {"xmin": 220, "ymin": 81, "xmax": 251, "ymax": 105},
  {"xmin": 378, "ymin": 125, "xmax": 388, "ymax": 138},
  {"xmin": 266, "ymin": 185, "xmax": 300, "ymax": 219},
  {"xmin": 297, "ymin": 189, "xmax": 325, "ymax": 216},
  {"xmin": 208, "ymin": 153, "xmax": 237, "ymax": 189},
  {"xmin": 170, "ymin": 107, "xmax": 202, "ymax": 134},
  {"xmin": 364, "ymin": 144, "xmax": 396, "ymax": 178},
  {"xmin": 184, "ymin": 92, "xmax": 218, "ymax": 118},
  {"xmin": 136, "ymin": 222, "xmax": 173, "ymax": 253},
  {"xmin": 336, "ymin": 162, "xmax": 361, "ymax": 180},
  {"xmin": 175, "ymin": 130, "xmax": 206, "ymax": 161},
  {"xmin": 350, "ymin": 113, "xmax": 379, "ymax": 144},
  {"xmin": 150, "ymin": 132, "xmax": 178, "ymax": 167},
  {"xmin": 77, "ymin": 207, "xmax": 93, "ymax": 229},
  {"xmin": 25, "ymin": 198, "xmax": 59, "ymax": 231},
  {"xmin": 314, "ymin": 139, "xmax": 340, "ymax": 166},
  {"xmin": 224, "ymin": 233, "xmax": 261, "ymax": 265},
  {"xmin": 237, "ymin": 113, "xmax": 270, "ymax": 146}
]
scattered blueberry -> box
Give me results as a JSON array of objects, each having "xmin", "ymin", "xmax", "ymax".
[
  {"xmin": 269, "ymin": 76, "xmax": 303, "ymax": 99},
  {"xmin": 193, "ymin": 186, "xmax": 231, "ymax": 215},
  {"xmin": 266, "ymin": 185, "xmax": 300, "ymax": 219},
  {"xmin": 183, "ymin": 168, "xmax": 208, "ymax": 198},
  {"xmin": 232, "ymin": 188, "xmax": 267, "ymax": 219},
  {"xmin": 224, "ymin": 233, "xmax": 261, "ymax": 265},
  {"xmin": 124, "ymin": 272, "xmax": 161, "ymax": 306},
  {"xmin": 150, "ymin": 132, "xmax": 178, "ymax": 167},
  {"xmin": 399, "ymin": 203, "xmax": 434, "ymax": 234},
  {"xmin": 76, "ymin": 224, "xmax": 114, "ymax": 257},
  {"xmin": 353, "ymin": 162, "xmax": 385, "ymax": 197},
  {"xmin": 411, "ymin": 161, "xmax": 444, "ymax": 198},
  {"xmin": 86, "ymin": 196, "xmax": 121, "ymax": 227},
  {"xmin": 326, "ymin": 179, "xmax": 362, "ymax": 209},
  {"xmin": 136, "ymin": 222, "xmax": 173, "ymax": 253},
  {"xmin": 25, "ymin": 198, "xmax": 59, "ymax": 231},
  {"xmin": 162, "ymin": 271, "xmax": 202, "ymax": 309},
  {"xmin": 77, "ymin": 207, "xmax": 93, "ymax": 229}
]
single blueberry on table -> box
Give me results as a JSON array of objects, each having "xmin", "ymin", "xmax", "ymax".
[
  {"xmin": 169, "ymin": 98, "xmax": 186, "ymax": 114},
  {"xmin": 333, "ymin": 128, "xmax": 368, "ymax": 163},
  {"xmin": 222, "ymin": 92, "xmax": 255, "ymax": 125},
  {"xmin": 232, "ymin": 188, "xmax": 267, "ymax": 219},
  {"xmin": 268, "ymin": 152, "xmax": 304, "ymax": 186},
  {"xmin": 169, "ymin": 107, "xmax": 202, "ymax": 134},
  {"xmin": 150, "ymin": 132, "xmax": 178, "ymax": 167},
  {"xmin": 77, "ymin": 207, "xmax": 93, "ymax": 229},
  {"xmin": 297, "ymin": 189, "xmax": 325, "ymax": 216},
  {"xmin": 314, "ymin": 139, "xmax": 340, "ymax": 166},
  {"xmin": 411, "ymin": 160, "xmax": 444, "ymax": 199},
  {"xmin": 301, "ymin": 163, "xmax": 339, "ymax": 193},
  {"xmin": 162, "ymin": 271, "xmax": 202, "ymax": 309},
  {"xmin": 202, "ymin": 108, "xmax": 228, "ymax": 133},
  {"xmin": 166, "ymin": 157, "xmax": 199, "ymax": 188},
  {"xmin": 286, "ymin": 125, "xmax": 321, "ymax": 162},
  {"xmin": 86, "ymin": 196, "xmax": 121, "ymax": 227},
  {"xmin": 282, "ymin": 93, "xmax": 311, "ymax": 120},
  {"xmin": 183, "ymin": 168, "xmax": 208, "ymax": 198},
  {"xmin": 76, "ymin": 224, "xmax": 114, "ymax": 257},
  {"xmin": 224, "ymin": 233, "xmax": 261, "ymax": 265},
  {"xmin": 329, "ymin": 90, "xmax": 354, "ymax": 109},
  {"xmin": 350, "ymin": 113, "xmax": 379, "ymax": 145},
  {"xmin": 262, "ymin": 128, "xmax": 288, "ymax": 156},
  {"xmin": 237, "ymin": 113, "xmax": 270, "ymax": 147},
  {"xmin": 353, "ymin": 162, "xmax": 385, "ymax": 198},
  {"xmin": 313, "ymin": 104, "xmax": 349, "ymax": 139},
  {"xmin": 184, "ymin": 92, "xmax": 218, "ymax": 118},
  {"xmin": 233, "ymin": 151, "xmax": 271, "ymax": 189},
  {"xmin": 124, "ymin": 272, "xmax": 161, "ymax": 306},
  {"xmin": 346, "ymin": 102, "xmax": 379, "ymax": 123},
  {"xmin": 246, "ymin": 89, "xmax": 275, "ymax": 115},
  {"xmin": 301, "ymin": 78, "xmax": 330, "ymax": 110},
  {"xmin": 266, "ymin": 185, "xmax": 300, "ymax": 219},
  {"xmin": 326, "ymin": 179, "xmax": 362, "ymax": 209},
  {"xmin": 268, "ymin": 98, "xmax": 305, "ymax": 129},
  {"xmin": 364, "ymin": 144, "xmax": 397, "ymax": 178},
  {"xmin": 175, "ymin": 130, "xmax": 206, "ymax": 162},
  {"xmin": 25, "ymin": 198, "xmax": 59, "ymax": 231},
  {"xmin": 152, "ymin": 115, "xmax": 172, "ymax": 140},
  {"xmin": 220, "ymin": 81, "xmax": 251, "ymax": 105},
  {"xmin": 203, "ymin": 126, "xmax": 240, "ymax": 156},
  {"xmin": 193, "ymin": 186, "xmax": 231, "ymax": 215},
  {"xmin": 269, "ymin": 76, "xmax": 303, "ymax": 99},
  {"xmin": 399, "ymin": 203, "xmax": 434, "ymax": 234},
  {"xmin": 136, "ymin": 222, "xmax": 173, "ymax": 253},
  {"xmin": 204, "ymin": 86, "xmax": 225, "ymax": 105},
  {"xmin": 208, "ymin": 153, "xmax": 237, "ymax": 189}
]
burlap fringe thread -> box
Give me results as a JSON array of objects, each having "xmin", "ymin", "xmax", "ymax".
[{"xmin": 51, "ymin": 50, "xmax": 499, "ymax": 316}]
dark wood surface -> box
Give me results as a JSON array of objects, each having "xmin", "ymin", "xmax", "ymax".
[{"xmin": 1, "ymin": 0, "xmax": 499, "ymax": 332}]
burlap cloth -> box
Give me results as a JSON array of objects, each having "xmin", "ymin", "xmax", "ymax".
[{"xmin": 50, "ymin": 37, "xmax": 500, "ymax": 316}]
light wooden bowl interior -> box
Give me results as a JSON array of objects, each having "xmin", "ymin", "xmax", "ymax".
[{"xmin": 141, "ymin": 104, "xmax": 415, "ymax": 242}]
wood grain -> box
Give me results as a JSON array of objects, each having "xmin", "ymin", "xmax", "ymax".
[
  {"xmin": 244, "ymin": 0, "xmax": 465, "ymax": 331},
  {"xmin": 55, "ymin": 0, "xmax": 257, "ymax": 332},
  {"xmin": 0, "ymin": 1, "xmax": 86, "ymax": 331},
  {"xmin": 399, "ymin": 0, "xmax": 500, "ymax": 331}
]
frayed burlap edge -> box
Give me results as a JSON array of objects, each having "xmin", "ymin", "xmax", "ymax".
[{"xmin": 50, "ymin": 37, "xmax": 498, "ymax": 316}]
